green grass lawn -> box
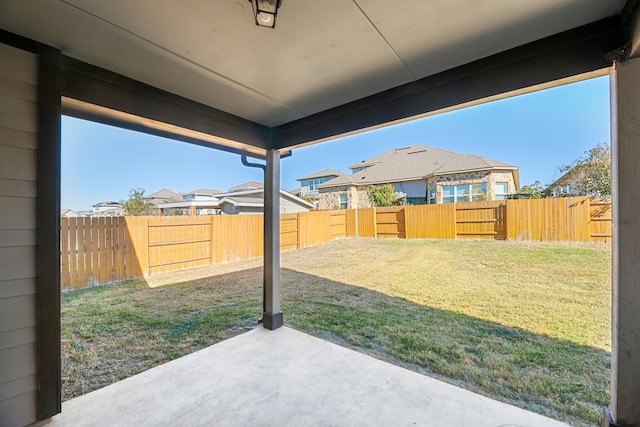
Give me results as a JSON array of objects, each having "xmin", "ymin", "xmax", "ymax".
[{"xmin": 61, "ymin": 238, "xmax": 611, "ymax": 426}]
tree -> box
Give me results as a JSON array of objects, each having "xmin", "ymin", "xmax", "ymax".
[
  {"xmin": 517, "ymin": 181, "xmax": 545, "ymax": 199},
  {"xmin": 558, "ymin": 142, "xmax": 611, "ymax": 196},
  {"xmin": 121, "ymin": 188, "xmax": 156, "ymax": 216},
  {"xmin": 299, "ymin": 194, "xmax": 316, "ymax": 207},
  {"xmin": 368, "ymin": 184, "xmax": 403, "ymax": 207}
]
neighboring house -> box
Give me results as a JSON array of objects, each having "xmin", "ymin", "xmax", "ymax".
[
  {"xmin": 157, "ymin": 187, "xmax": 314, "ymax": 215},
  {"xmin": 314, "ymin": 145, "xmax": 518, "ymax": 210},
  {"xmin": 228, "ymin": 181, "xmax": 263, "ymax": 192},
  {"xmin": 90, "ymin": 201, "xmax": 125, "ymax": 217},
  {"xmin": 297, "ymin": 169, "xmax": 346, "ymax": 197},
  {"xmin": 182, "ymin": 188, "xmax": 221, "ymax": 200},
  {"xmin": 295, "ymin": 169, "xmax": 346, "ymax": 206},
  {"xmin": 545, "ymin": 170, "xmax": 580, "ymax": 197},
  {"xmin": 145, "ymin": 188, "xmax": 185, "ymax": 205},
  {"xmin": 60, "ymin": 208, "xmax": 79, "ymax": 218}
]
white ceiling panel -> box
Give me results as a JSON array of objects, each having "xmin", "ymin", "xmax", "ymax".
[
  {"xmin": 0, "ymin": 0, "xmax": 628, "ymax": 127},
  {"xmin": 60, "ymin": 0, "xmax": 415, "ymax": 115},
  {"xmin": 355, "ymin": 0, "xmax": 627, "ymax": 79}
]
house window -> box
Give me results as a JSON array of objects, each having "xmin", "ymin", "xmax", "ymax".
[
  {"xmin": 441, "ymin": 183, "xmax": 487, "ymax": 203},
  {"xmin": 428, "ymin": 188, "xmax": 436, "ymax": 204},
  {"xmin": 405, "ymin": 197, "xmax": 426, "ymax": 205},
  {"xmin": 471, "ymin": 183, "xmax": 487, "ymax": 200},
  {"xmin": 339, "ymin": 194, "xmax": 348, "ymax": 209},
  {"xmin": 306, "ymin": 177, "xmax": 329, "ymax": 192},
  {"xmin": 495, "ymin": 182, "xmax": 508, "ymax": 200}
]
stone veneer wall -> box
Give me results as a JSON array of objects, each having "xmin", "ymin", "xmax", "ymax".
[
  {"xmin": 426, "ymin": 170, "xmax": 516, "ymax": 202},
  {"xmin": 318, "ymin": 185, "xmax": 372, "ymax": 210}
]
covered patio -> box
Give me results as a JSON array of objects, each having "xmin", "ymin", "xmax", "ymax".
[
  {"xmin": 1, "ymin": 1, "xmax": 640, "ymax": 426},
  {"xmin": 37, "ymin": 327, "xmax": 566, "ymax": 427}
]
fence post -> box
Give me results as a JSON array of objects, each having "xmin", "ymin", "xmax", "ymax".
[
  {"xmin": 211, "ymin": 215, "xmax": 216, "ymax": 266},
  {"xmin": 373, "ymin": 207, "xmax": 378, "ymax": 238},
  {"xmin": 453, "ymin": 204, "xmax": 457, "ymax": 239},
  {"xmin": 505, "ymin": 200, "xmax": 513, "ymax": 240},
  {"xmin": 297, "ymin": 212, "xmax": 302, "ymax": 249}
]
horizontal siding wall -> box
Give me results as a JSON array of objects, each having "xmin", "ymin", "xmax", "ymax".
[{"xmin": 0, "ymin": 42, "xmax": 39, "ymax": 427}]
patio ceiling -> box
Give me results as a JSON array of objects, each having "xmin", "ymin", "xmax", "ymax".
[{"xmin": 0, "ymin": 0, "xmax": 629, "ymax": 152}]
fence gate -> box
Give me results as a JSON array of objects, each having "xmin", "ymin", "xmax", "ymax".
[{"xmin": 455, "ymin": 202, "xmax": 506, "ymax": 240}]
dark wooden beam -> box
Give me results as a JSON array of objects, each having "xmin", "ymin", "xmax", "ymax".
[
  {"xmin": 272, "ymin": 17, "xmax": 624, "ymax": 149},
  {"xmin": 61, "ymin": 57, "xmax": 272, "ymax": 153},
  {"xmin": 37, "ymin": 46, "xmax": 62, "ymax": 420}
]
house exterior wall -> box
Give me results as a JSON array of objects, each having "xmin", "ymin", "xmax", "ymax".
[
  {"xmin": 318, "ymin": 185, "xmax": 373, "ymax": 210},
  {"xmin": 318, "ymin": 170, "xmax": 516, "ymax": 209},
  {"xmin": 0, "ymin": 42, "xmax": 39, "ymax": 427},
  {"xmin": 280, "ymin": 197, "xmax": 311, "ymax": 213},
  {"xmin": 299, "ymin": 176, "xmax": 334, "ymax": 196}
]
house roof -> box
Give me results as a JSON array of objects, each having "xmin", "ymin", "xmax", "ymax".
[
  {"xmin": 186, "ymin": 188, "xmax": 221, "ymax": 196},
  {"xmin": 146, "ymin": 188, "xmax": 183, "ymax": 200},
  {"xmin": 0, "ymin": 2, "xmax": 626, "ymax": 155},
  {"xmin": 319, "ymin": 145, "xmax": 517, "ymax": 188},
  {"xmin": 92, "ymin": 201, "xmax": 122, "ymax": 208},
  {"xmin": 297, "ymin": 169, "xmax": 346, "ymax": 181},
  {"xmin": 228, "ymin": 182, "xmax": 264, "ymax": 192},
  {"xmin": 218, "ymin": 197, "xmax": 265, "ymax": 208}
]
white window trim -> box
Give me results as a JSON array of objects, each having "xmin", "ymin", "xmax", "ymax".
[{"xmin": 440, "ymin": 183, "xmax": 487, "ymax": 204}]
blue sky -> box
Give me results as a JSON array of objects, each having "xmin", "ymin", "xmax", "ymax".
[{"xmin": 62, "ymin": 76, "xmax": 611, "ymax": 211}]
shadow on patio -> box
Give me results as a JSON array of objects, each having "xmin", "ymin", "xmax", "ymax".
[{"xmin": 55, "ymin": 265, "xmax": 608, "ymax": 426}]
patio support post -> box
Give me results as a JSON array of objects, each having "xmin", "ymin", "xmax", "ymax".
[
  {"xmin": 608, "ymin": 56, "xmax": 640, "ymax": 427},
  {"xmin": 263, "ymin": 148, "xmax": 283, "ymax": 329}
]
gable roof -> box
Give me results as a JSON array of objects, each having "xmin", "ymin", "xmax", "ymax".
[
  {"xmin": 146, "ymin": 188, "xmax": 183, "ymax": 200},
  {"xmin": 320, "ymin": 145, "xmax": 517, "ymax": 188},
  {"xmin": 228, "ymin": 181, "xmax": 264, "ymax": 192},
  {"xmin": 186, "ymin": 188, "xmax": 221, "ymax": 196},
  {"xmin": 218, "ymin": 197, "xmax": 265, "ymax": 207},
  {"xmin": 297, "ymin": 169, "xmax": 346, "ymax": 181}
]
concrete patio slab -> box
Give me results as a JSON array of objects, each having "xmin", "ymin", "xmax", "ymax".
[{"xmin": 36, "ymin": 327, "xmax": 568, "ymax": 427}]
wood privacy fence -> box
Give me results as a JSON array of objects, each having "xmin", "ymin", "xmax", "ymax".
[
  {"xmin": 60, "ymin": 211, "xmax": 348, "ymax": 290},
  {"xmin": 60, "ymin": 197, "xmax": 611, "ymax": 290}
]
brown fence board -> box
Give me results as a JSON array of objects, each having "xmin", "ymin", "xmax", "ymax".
[
  {"xmin": 455, "ymin": 202, "xmax": 506, "ymax": 240},
  {"xmin": 76, "ymin": 217, "xmax": 87, "ymax": 288},
  {"xmin": 147, "ymin": 217, "xmax": 212, "ymax": 275},
  {"xmin": 67, "ymin": 217, "xmax": 78, "ymax": 289},
  {"xmin": 375, "ymin": 207, "xmax": 405, "ymax": 238},
  {"xmin": 329, "ymin": 211, "xmax": 347, "ymax": 239},
  {"xmin": 404, "ymin": 204, "xmax": 456, "ymax": 239},
  {"xmin": 505, "ymin": 197, "xmax": 595, "ymax": 242},
  {"xmin": 280, "ymin": 213, "xmax": 298, "ymax": 251},
  {"xmin": 590, "ymin": 196, "xmax": 612, "ymax": 242},
  {"xmin": 298, "ymin": 211, "xmax": 332, "ymax": 248},
  {"xmin": 212, "ymin": 215, "xmax": 263, "ymax": 263},
  {"xmin": 350, "ymin": 208, "xmax": 376, "ymax": 237},
  {"xmin": 60, "ymin": 217, "xmax": 70, "ymax": 291},
  {"xmin": 114, "ymin": 217, "xmax": 124, "ymax": 282}
]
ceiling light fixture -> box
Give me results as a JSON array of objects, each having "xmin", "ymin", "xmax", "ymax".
[{"xmin": 249, "ymin": 0, "xmax": 282, "ymax": 29}]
